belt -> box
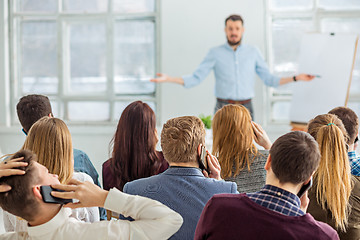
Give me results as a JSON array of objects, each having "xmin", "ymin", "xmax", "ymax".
[{"xmin": 217, "ymin": 98, "xmax": 251, "ymax": 105}]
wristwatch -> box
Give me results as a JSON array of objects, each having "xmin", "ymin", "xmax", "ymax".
[{"xmin": 293, "ymin": 76, "xmax": 297, "ymax": 82}]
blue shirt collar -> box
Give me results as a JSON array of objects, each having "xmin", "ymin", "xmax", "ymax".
[{"xmin": 260, "ymin": 184, "xmax": 301, "ymax": 208}]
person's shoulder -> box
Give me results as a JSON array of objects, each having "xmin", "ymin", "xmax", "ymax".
[
  {"xmin": 124, "ymin": 173, "xmax": 163, "ymax": 192},
  {"xmin": 203, "ymin": 177, "xmax": 238, "ymax": 192},
  {"xmin": 300, "ymin": 213, "xmax": 339, "ymax": 239},
  {"xmin": 73, "ymin": 171, "xmax": 94, "ymax": 183},
  {"xmin": 102, "ymin": 158, "xmax": 111, "ymax": 169},
  {"xmin": 0, "ymin": 232, "xmax": 28, "ymax": 240}
]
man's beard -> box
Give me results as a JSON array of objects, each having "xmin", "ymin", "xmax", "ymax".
[{"xmin": 227, "ymin": 36, "xmax": 242, "ymax": 46}]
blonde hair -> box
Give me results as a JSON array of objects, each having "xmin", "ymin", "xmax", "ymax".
[
  {"xmin": 161, "ymin": 116, "xmax": 205, "ymax": 163},
  {"xmin": 21, "ymin": 117, "xmax": 74, "ymax": 184},
  {"xmin": 308, "ymin": 114, "xmax": 352, "ymax": 231},
  {"xmin": 212, "ymin": 105, "xmax": 258, "ymax": 178}
]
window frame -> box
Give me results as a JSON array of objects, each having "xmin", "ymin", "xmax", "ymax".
[{"xmin": 8, "ymin": 0, "xmax": 161, "ymax": 126}]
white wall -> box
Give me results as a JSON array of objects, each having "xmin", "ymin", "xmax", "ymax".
[{"xmin": 0, "ymin": 0, "xmax": 281, "ymax": 185}]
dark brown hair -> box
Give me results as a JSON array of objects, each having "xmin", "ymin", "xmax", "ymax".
[
  {"xmin": 109, "ymin": 101, "xmax": 161, "ymax": 190},
  {"xmin": 0, "ymin": 150, "xmax": 39, "ymax": 221},
  {"xmin": 161, "ymin": 116, "xmax": 205, "ymax": 163},
  {"xmin": 269, "ymin": 131, "xmax": 320, "ymax": 184},
  {"xmin": 225, "ymin": 14, "xmax": 244, "ymax": 26},
  {"xmin": 16, "ymin": 94, "xmax": 53, "ymax": 133},
  {"xmin": 328, "ymin": 106, "xmax": 359, "ymax": 144}
]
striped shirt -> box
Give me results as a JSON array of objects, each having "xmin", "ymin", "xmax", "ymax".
[
  {"xmin": 247, "ymin": 184, "xmax": 305, "ymax": 217},
  {"xmin": 348, "ymin": 151, "xmax": 360, "ymax": 176}
]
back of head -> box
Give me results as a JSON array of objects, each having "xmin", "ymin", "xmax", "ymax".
[
  {"xmin": 212, "ymin": 104, "xmax": 257, "ymax": 178},
  {"xmin": 0, "ymin": 150, "xmax": 39, "ymax": 221},
  {"xmin": 16, "ymin": 94, "xmax": 53, "ymax": 133},
  {"xmin": 111, "ymin": 101, "xmax": 159, "ymax": 190},
  {"xmin": 270, "ymin": 131, "xmax": 320, "ymax": 185},
  {"xmin": 161, "ymin": 116, "xmax": 205, "ymax": 163},
  {"xmin": 22, "ymin": 117, "xmax": 73, "ymax": 184},
  {"xmin": 307, "ymin": 113, "xmax": 351, "ymax": 231},
  {"xmin": 328, "ymin": 106, "xmax": 359, "ymax": 145}
]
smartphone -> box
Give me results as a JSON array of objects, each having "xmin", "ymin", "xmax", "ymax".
[
  {"xmin": 297, "ymin": 178, "xmax": 313, "ymax": 198},
  {"xmin": 40, "ymin": 185, "xmax": 72, "ymax": 204},
  {"xmin": 198, "ymin": 145, "xmax": 209, "ymax": 172}
]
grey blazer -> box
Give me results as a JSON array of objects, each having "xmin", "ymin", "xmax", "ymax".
[{"xmin": 123, "ymin": 167, "xmax": 237, "ymax": 240}]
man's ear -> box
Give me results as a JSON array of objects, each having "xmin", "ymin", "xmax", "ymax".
[
  {"xmin": 264, "ymin": 154, "xmax": 272, "ymax": 171},
  {"xmin": 48, "ymin": 113, "xmax": 53, "ymax": 118},
  {"xmin": 33, "ymin": 185, "xmax": 43, "ymax": 201},
  {"xmin": 197, "ymin": 144, "xmax": 203, "ymax": 157}
]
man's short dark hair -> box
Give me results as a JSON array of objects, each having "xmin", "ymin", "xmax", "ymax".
[
  {"xmin": 16, "ymin": 94, "xmax": 53, "ymax": 133},
  {"xmin": 328, "ymin": 107, "xmax": 359, "ymax": 145},
  {"xmin": 269, "ymin": 131, "xmax": 320, "ymax": 184},
  {"xmin": 0, "ymin": 150, "xmax": 40, "ymax": 221},
  {"xmin": 225, "ymin": 14, "xmax": 244, "ymax": 26}
]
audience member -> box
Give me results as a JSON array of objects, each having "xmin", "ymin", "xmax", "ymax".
[
  {"xmin": 328, "ymin": 107, "xmax": 360, "ymax": 176},
  {"xmin": 212, "ymin": 104, "xmax": 272, "ymax": 192},
  {"xmin": 3, "ymin": 117, "xmax": 99, "ymax": 232},
  {"xmin": 16, "ymin": 95, "xmax": 101, "ymax": 191},
  {"xmin": 195, "ymin": 131, "xmax": 339, "ymax": 240},
  {"xmin": 102, "ymin": 101, "xmax": 168, "ymax": 191},
  {"xmin": 307, "ymin": 114, "xmax": 359, "ymax": 239},
  {"xmin": 123, "ymin": 116, "xmax": 237, "ymax": 239},
  {"xmin": 0, "ymin": 150, "xmax": 183, "ymax": 240}
]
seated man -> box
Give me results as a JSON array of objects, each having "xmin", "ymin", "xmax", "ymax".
[
  {"xmin": 328, "ymin": 107, "xmax": 360, "ymax": 176},
  {"xmin": 123, "ymin": 116, "xmax": 237, "ymax": 240},
  {"xmin": 16, "ymin": 94, "xmax": 105, "ymax": 220},
  {"xmin": 194, "ymin": 131, "xmax": 339, "ymax": 240},
  {"xmin": 0, "ymin": 150, "xmax": 183, "ymax": 240}
]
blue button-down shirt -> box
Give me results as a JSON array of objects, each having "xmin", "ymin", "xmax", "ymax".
[
  {"xmin": 247, "ymin": 184, "xmax": 305, "ymax": 217},
  {"xmin": 182, "ymin": 43, "xmax": 280, "ymax": 100},
  {"xmin": 348, "ymin": 151, "xmax": 360, "ymax": 176}
]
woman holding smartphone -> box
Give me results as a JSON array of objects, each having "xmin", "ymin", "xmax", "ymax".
[{"xmin": 212, "ymin": 104, "xmax": 272, "ymax": 193}]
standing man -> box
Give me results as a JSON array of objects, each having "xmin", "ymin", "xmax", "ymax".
[{"xmin": 151, "ymin": 14, "xmax": 315, "ymax": 118}]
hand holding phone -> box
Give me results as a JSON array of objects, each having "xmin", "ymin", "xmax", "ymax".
[{"xmin": 40, "ymin": 185, "xmax": 73, "ymax": 204}]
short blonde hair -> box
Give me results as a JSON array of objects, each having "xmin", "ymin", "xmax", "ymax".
[
  {"xmin": 161, "ymin": 116, "xmax": 205, "ymax": 163},
  {"xmin": 212, "ymin": 105, "xmax": 258, "ymax": 178},
  {"xmin": 22, "ymin": 117, "xmax": 74, "ymax": 184}
]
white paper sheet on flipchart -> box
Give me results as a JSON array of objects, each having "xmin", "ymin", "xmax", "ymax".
[{"xmin": 290, "ymin": 33, "xmax": 358, "ymax": 123}]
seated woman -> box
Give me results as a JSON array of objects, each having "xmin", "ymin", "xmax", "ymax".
[
  {"xmin": 102, "ymin": 101, "xmax": 168, "ymax": 191},
  {"xmin": 3, "ymin": 117, "xmax": 99, "ymax": 232},
  {"xmin": 212, "ymin": 104, "xmax": 272, "ymax": 193},
  {"xmin": 307, "ymin": 113, "xmax": 359, "ymax": 239}
]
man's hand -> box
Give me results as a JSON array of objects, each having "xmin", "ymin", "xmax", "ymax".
[
  {"xmin": 252, "ymin": 122, "xmax": 272, "ymax": 150},
  {"xmin": 202, "ymin": 151, "xmax": 222, "ymax": 180},
  {"xmin": 0, "ymin": 157, "xmax": 27, "ymax": 192},
  {"xmin": 296, "ymin": 74, "xmax": 316, "ymax": 82},
  {"xmin": 51, "ymin": 179, "xmax": 108, "ymax": 209},
  {"xmin": 150, "ymin": 73, "xmax": 184, "ymax": 85},
  {"xmin": 300, "ymin": 191, "xmax": 310, "ymax": 213}
]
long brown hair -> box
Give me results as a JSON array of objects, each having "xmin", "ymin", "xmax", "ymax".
[
  {"xmin": 308, "ymin": 114, "xmax": 352, "ymax": 231},
  {"xmin": 212, "ymin": 105, "xmax": 258, "ymax": 178},
  {"xmin": 109, "ymin": 101, "xmax": 161, "ymax": 190},
  {"xmin": 22, "ymin": 117, "xmax": 74, "ymax": 184}
]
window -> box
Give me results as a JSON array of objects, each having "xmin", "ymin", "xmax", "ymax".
[
  {"xmin": 9, "ymin": 0, "xmax": 158, "ymax": 124},
  {"xmin": 267, "ymin": 0, "xmax": 360, "ymax": 123}
]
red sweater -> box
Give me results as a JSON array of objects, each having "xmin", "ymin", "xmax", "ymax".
[{"xmin": 195, "ymin": 193, "xmax": 339, "ymax": 240}]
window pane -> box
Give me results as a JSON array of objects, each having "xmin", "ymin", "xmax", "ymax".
[
  {"xmin": 271, "ymin": 19, "xmax": 315, "ymax": 76},
  {"xmin": 321, "ymin": 19, "xmax": 360, "ymax": 94},
  {"xmin": 114, "ymin": 20, "xmax": 156, "ymax": 94},
  {"xmin": 269, "ymin": 0, "xmax": 313, "ymax": 10},
  {"xmin": 20, "ymin": 21, "xmax": 58, "ymax": 94},
  {"xmin": 50, "ymin": 100, "xmax": 60, "ymax": 119},
  {"xmin": 68, "ymin": 102, "xmax": 109, "ymax": 121},
  {"xmin": 17, "ymin": 0, "xmax": 57, "ymax": 12},
  {"xmin": 113, "ymin": 0, "xmax": 155, "ymax": 13},
  {"xmin": 271, "ymin": 101, "xmax": 291, "ymax": 121},
  {"xmin": 63, "ymin": 0, "xmax": 108, "ymax": 12},
  {"xmin": 113, "ymin": 101, "xmax": 156, "ymax": 120},
  {"xmin": 68, "ymin": 23, "xmax": 107, "ymax": 94},
  {"xmin": 319, "ymin": 0, "xmax": 360, "ymax": 10}
]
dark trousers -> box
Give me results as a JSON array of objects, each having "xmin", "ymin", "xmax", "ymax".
[{"xmin": 214, "ymin": 99, "xmax": 254, "ymax": 120}]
